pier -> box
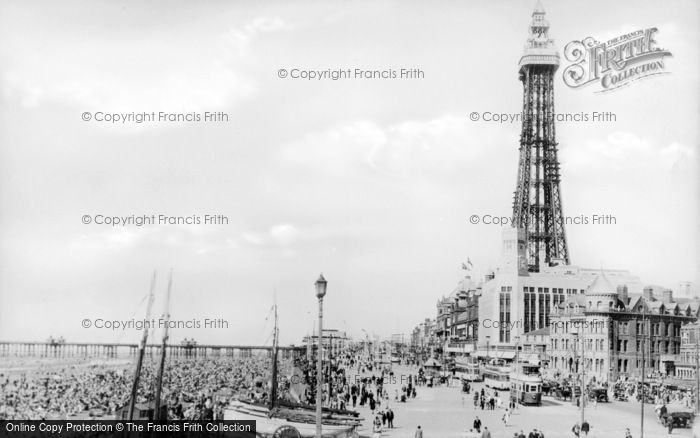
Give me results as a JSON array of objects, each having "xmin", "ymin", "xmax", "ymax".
[{"xmin": 0, "ymin": 340, "xmax": 303, "ymax": 360}]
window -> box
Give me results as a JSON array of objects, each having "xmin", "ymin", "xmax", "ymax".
[
  {"xmin": 499, "ymin": 287, "xmax": 511, "ymax": 343},
  {"xmin": 539, "ymin": 294, "xmax": 546, "ymax": 329},
  {"xmin": 524, "ymin": 287, "xmax": 536, "ymax": 332}
]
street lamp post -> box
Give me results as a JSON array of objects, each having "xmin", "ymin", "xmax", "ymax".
[
  {"xmin": 328, "ymin": 334, "xmax": 333, "ymax": 404},
  {"xmin": 571, "ymin": 327, "xmax": 585, "ymax": 425},
  {"xmin": 315, "ymin": 274, "xmax": 327, "ymax": 438},
  {"xmin": 580, "ymin": 330, "xmax": 585, "ymax": 427},
  {"xmin": 486, "ymin": 335, "xmax": 491, "ymax": 363},
  {"xmin": 692, "ymin": 328, "xmax": 700, "ymax": 414},
  {"xmin": 640, "ymin": 305, "xmax": 646, "ymax": 438}
]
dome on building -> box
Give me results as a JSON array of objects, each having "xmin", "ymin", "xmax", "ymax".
[{"xmin": 585, "ymin": 272, "xmax": 621, "ymax": 311}]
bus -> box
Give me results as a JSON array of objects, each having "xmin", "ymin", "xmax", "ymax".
[
  {"xmin": 454, "ymin": 357, "xmax": 482, "ymax": 382},
  {"xmin": 483, "ymin": 360, "xmax": 511, "ymax": 391},
  {"xmin": 509, "ymin": 363, "xmax": 543, "ymax": 405}
]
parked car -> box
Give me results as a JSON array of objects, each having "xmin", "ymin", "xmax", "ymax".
[{"xmin": 589, "ymin": 388, "xmax": 609, "ymax": 402}]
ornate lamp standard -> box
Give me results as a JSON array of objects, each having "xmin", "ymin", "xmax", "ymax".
[
  {"xmin": 315, "ymin": 274, "xmax": 327, "ymax": 438},
  {"xmin": 571, "ymin": 326, "xmax": 585, "ymax": 427}
]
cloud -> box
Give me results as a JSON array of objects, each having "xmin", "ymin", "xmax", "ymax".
[
  {"xmin": 562, "ymin": 131, "xmax": 696, "ymax": 175},
  {"xmin": 240, "ymin": 223, "xmax": 302, "ymax": 247},
  {"xmin": 281, "ymin": 115, "xmax": 496, "ymax": 178},
  {"xmin": 225, "ymin": 16, "xmax": 295, "ymax": 56},
  {"xmin": 1, "ymin": 19, "xmax": 263, "ymax": 114},
  {"xmin": 71, "ymin": 224, "xmax": 236, "ymax": 254}
]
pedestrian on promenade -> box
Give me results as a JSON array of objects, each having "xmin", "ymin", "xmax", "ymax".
[
  {"xmin": 581, "ymin": 420, "xmax": 590, "ymax": 437},
  {"xmin": 473, "ymin": 416, "xmax": 482, "ymax": 433},
  {"xmin": 571, "ymin": 423, "xmax": 580, "ymax": 437},
  {"xmin": 502, "ymin": 408, "xmax": 510, "ymax": 426},
  {"xmin": 481, "ymin": 426, "xmax": 492, "ymax": 438},
  {"xmin": 387, "ymin": 408, "xmax": 394, "ymax": 428},
  {"xmin": 624, "ymin": 428, "xmax": 632, "ymax": 438},
  {"xmin": 414, "ymin": 425, "xmax": 423, "ymax": 438},
  {"xmin": 373, "ymin": 416, "xmax": 382, "ymax": 438}
]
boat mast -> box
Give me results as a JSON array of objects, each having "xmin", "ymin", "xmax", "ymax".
[
  {"xmin": 154, "ymin": 269, "xmax": 173, "ymax": 421},
  {"xmin": 269, "ymin": 302, "xmax": 279, "ymax": 411},
  {"xmin": 129, "ymin": 271, "xmax": 157, "ymax": 420}
]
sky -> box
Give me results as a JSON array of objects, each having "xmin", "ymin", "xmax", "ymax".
[{"xmin": 0, "ymin": 0, "xmax": 697, "ymax": 347}]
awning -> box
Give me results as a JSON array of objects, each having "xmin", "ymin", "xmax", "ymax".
[
  {"xmin": 522, "ymin": 353, "xmax": 540, "ymax": 364},
  {"xmin": 445, "ymin": 344, "xmax": 475, "ymax": 353},
  {"xmin": 423, "ymin": 358, "xmax": 442, "ymax": 368},
  {"xmin": 473, "ymin": 350, "xmax": 515, "ymax": 359},
  {"xmin": 495, "ymin": 351, "xmax": 516, "ymax": 359}
]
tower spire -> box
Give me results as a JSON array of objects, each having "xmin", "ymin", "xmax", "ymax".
[
  {"xmin": 512, "ymin": 1, "xmax": 569, "ymax": 272},
  {"xmin": 519, "ymin": 1, "xmax": 559, "ymax": 70},
  {"xmin": 533, "ymin": 0, "xmax": 545, "ymax": 15}
]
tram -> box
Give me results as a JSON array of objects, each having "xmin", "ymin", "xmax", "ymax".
[
  {"xmin": 509, "ymin": 363, "xmax": 543, "ymax": 405},
  {"xmin": 482, "ymin": 360, "xmax": 511, "ymax": 391},
  {"xmin": 454, "ymin": 357, "xmax": 482, "ymax": 382}
]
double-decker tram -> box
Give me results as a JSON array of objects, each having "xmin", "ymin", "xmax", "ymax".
[
  {"xmin": 482, "ymin": 360, "xmax": 511, "ymax": 390},
  {"xmin": 509, "ymin": 363, "xmax": 543, "ymax": 405},
  {"xmin": 454, "ymin": 356, "xmax": 482, "ymax": 382}
]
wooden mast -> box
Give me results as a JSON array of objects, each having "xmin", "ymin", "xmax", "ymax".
[
  {"xmin": 128, "ymin": 271, "xmax": 156, "ymax": 420},
  {"xmin": 154, "ymin": 269, "xmax": 172, "ymax": 421}
]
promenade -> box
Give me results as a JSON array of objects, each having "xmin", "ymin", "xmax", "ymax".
[{"xmin": 350, "ymin": 365, "xmax": 694, "ymax": 438}]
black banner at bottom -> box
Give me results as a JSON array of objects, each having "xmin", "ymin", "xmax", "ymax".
[{"xmin": 0, "ymin": 421, "xmax": 256, "ymax": 438}]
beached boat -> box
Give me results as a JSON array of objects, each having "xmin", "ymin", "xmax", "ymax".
[{"xmin": 225, "ymin": 303, "xmax": 361, "ymax": 438}]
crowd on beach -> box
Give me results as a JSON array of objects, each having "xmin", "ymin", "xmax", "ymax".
[{"xmin": 0, "ymin": 356, "xmax": 275, "ymax": 420}]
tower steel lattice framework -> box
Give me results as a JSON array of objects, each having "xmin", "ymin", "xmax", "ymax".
[{"xmin": 512, "ymin": 1, "xmax": 569, "ymax": 272}]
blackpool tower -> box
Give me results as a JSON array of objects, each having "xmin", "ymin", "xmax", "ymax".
[{"xmin": 512, "ymin": 1, "xmax": 569, "ymax": 272}]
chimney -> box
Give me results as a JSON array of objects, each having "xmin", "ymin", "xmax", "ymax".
[
  {"xmin": 617, "ymin": 284, "xmax": 629, "ymax": 305},
  {"xmin": 662, "ymin": 289, "xmax": 673, "ymax": 303},
  {"xmin": 643, "ymin": 286, "xmax": 654, "ymax": 301}
]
